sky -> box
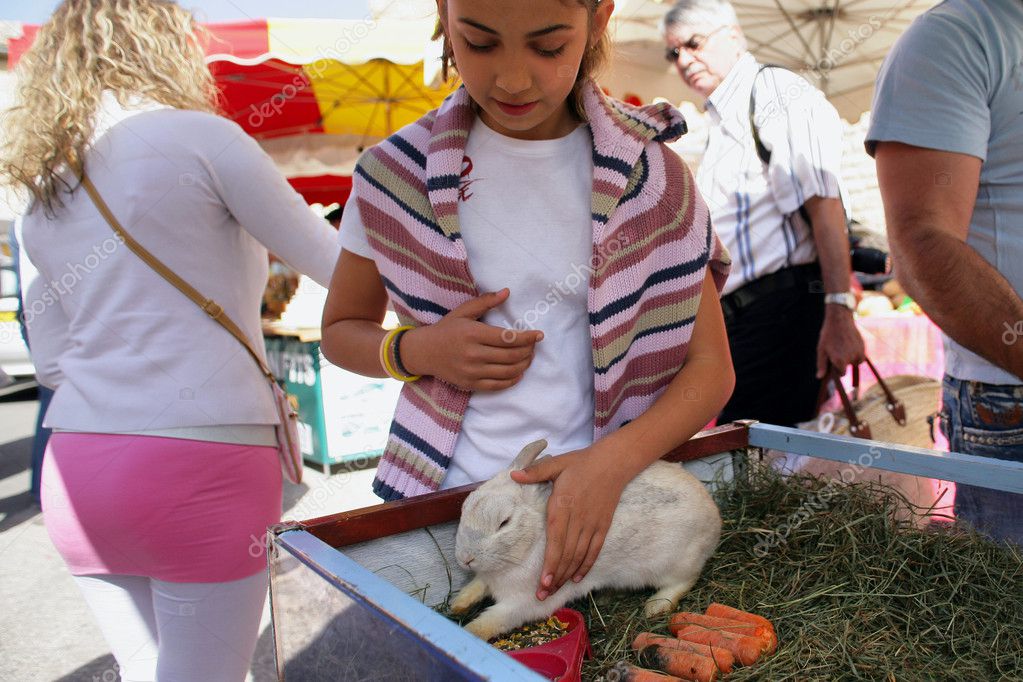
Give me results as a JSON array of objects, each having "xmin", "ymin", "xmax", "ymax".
[{"xmin": 1, "ymin": 0, "xmax": 372, "ymax": 23}]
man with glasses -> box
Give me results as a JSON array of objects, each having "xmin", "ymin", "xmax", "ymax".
[{"xmin": 662, "ymin": 0, "xmax": 863, "ymax": 427}]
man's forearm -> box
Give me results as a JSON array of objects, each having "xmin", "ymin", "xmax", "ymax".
[
  {"xmin": 893, "ymin": 229, "xmax": 1023, "ymax": 380},
  {"xmin": 805, "ymin": 196, "xmax": 853, "ymax": 293},
  {"xmin": 804, "ymin": 195, "xmax": 865, "ymax": 374}
]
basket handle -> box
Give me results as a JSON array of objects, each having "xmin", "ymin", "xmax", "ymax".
[
  {"xmin": 860, "ymin": 356, "xmax": 907, "ymax": 426},
  {"xmin": 826, "ymin": 357, "xmax": 909, "ymax": 439},
  {"xmin": 828, "ymin": 365, "xmax": 872, "ymax": 439}
]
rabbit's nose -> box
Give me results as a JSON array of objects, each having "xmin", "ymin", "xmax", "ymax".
[{"xmin": 458, "ymin": 553, "xmax": 475, "ymax": 568}]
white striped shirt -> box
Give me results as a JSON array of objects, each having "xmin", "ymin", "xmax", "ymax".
[{"xmin": 696, "ymin": 52, "xmax": 844, "ymax": 296}]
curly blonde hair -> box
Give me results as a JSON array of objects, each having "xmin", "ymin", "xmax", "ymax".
[
  {"xmin": 433, "ymin": 0, "xmax": 613, "ymax": 122},
  {"xmin": 0, "ymin": 0, "xmax": 219, "ymax": 214}
]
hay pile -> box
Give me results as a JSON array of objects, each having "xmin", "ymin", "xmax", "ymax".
[{"xmin": 578, "ymin": 467, "xmax": 1023, "ymax": 681}]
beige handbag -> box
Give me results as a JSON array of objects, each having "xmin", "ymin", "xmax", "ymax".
[
  {"xmin": 81, "ymin": 176, "xmax": 303, "ymax": 484},
  {"xmin": 798, "ymin": 358, "xmax": 950, "ymax": 523}
]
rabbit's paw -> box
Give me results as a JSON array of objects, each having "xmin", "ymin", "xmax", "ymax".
[
  {"xmin": 644, "ymin": 579, "xmax": 697, "ymax": 618},
  {"xmin": 449, "ymin": 577, "xmax": 488, "ymax": 614},
  {"xmin": 643, "ymin": 596, "xmax": 674, "ymax": 619},
  {"xmin": 464, "ymin": 606, "xmax": 515, "ymax": 642}
]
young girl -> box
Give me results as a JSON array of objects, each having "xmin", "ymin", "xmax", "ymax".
[{"xmin": 321, "ymin": 0, "xmax": 734, "ymax": 604}]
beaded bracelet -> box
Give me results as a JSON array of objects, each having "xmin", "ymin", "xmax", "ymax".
[
  {"xmin": 392, "ymin": 327, "xmax": 414, "ymax": 377},
  {"xmin": 379, "ymin": 326, "xmax": 420, "ymax": 382}
]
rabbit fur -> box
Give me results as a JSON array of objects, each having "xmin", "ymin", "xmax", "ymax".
[{"xmin": 450, "ymin": 439, "xmax": 722, "ymax": 641}]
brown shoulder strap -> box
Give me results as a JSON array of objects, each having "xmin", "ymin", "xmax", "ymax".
[{"xmin": 81, "ymin": 175, "xmax": 274, "ymax": 381}]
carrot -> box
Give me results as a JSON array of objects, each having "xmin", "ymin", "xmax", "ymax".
[
  {"xmin": 637, "ymin": 645, "xmax": 719, "ymax": 682},
  {"xmin": 609, "ymin": 661, "xmax": 684, "ymax": 682},
  {"xmin": 669, "ymin": 612, "xmax": 776, "ymax": 654},
  {"xmin": 631, "ymin": 632, "xmax": 734, "ymax": 673},
  {"xmin": 672, "ymin": 625, "xmax": 763, "ymax": 666},
  {"xmin": 704, "ymin": 603, "xmax": 778, "ymax": 653},
  {"xmin": 705, "ymin": 603, "xmax": 775, "ymax": 631}
]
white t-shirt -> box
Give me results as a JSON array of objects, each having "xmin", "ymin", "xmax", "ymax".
[{"xmin": 339, "ymin": 118, "xmax": 596, "ymax": 487}]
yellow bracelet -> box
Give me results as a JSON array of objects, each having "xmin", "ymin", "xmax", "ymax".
[
  {"xmin": 379, "ymin": 326, "xmax": 420, "ymax": 382},
  {"xmin": 381, "ymin": 329, "xmax": 403, "ymax": 379},
  {"xmin": 389, "ymin": 326, "xmax": 421, "ymax": 382},
  {"xmin": 379, "ymin": 328, "xmax": 400, "ymax": 377}
]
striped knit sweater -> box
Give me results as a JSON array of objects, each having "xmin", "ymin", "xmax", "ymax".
[{"xmin": 355, "ymin": 80, "xmax": 730, "ymax": 501}]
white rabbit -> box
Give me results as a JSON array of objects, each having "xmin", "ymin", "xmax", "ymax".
[{"xmin": 449, "ymin": 439, "xmax": 722, "ymax": 641}]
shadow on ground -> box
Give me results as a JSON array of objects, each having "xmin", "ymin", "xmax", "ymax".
[
  {"xmin": 0, "ymin": 434, "xmax": 31, "ymax": 480},
  {"xmin": 54, "ymin": 653, "xmax": 118, "ymax": 681},
  {"xmin": 0, "ymin": 490, "xmax": 38, "ymax": 533}
]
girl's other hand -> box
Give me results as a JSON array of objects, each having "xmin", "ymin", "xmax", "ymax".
[
  {"xmin": 510, "ymin": 445, "xmax": 626, "ymax": 600},
  {"xmin": 402, "ymin": 289, "xmax": 543, "ymax": 391}
]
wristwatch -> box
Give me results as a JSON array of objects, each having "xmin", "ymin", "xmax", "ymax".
[{"xmin": 824, "ymin": 292, "xmax": 857, "ymax": 311}]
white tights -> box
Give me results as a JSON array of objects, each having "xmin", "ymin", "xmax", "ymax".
[{"xmin": 73, "ymin": 572, "xmax": 267, "ymax": 682}]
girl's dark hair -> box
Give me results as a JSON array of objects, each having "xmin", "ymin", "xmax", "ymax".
[{"xmin": 433, "ymin": 0, "xmax": 612, "ymax": 121}]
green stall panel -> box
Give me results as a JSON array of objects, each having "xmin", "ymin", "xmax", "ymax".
[{"xmin": 265, "ymin": 334, "xmax": 401, "ymax": 469}]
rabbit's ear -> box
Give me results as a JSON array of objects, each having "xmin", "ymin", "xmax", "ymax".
[{"xmin": 510, "ymin": 439, "xmax": 548, "ymax": 470}]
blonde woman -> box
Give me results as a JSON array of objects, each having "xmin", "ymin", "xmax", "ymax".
[{"xmin": 0, "ymin": 2, "xmax": 339, "ymax": 680}]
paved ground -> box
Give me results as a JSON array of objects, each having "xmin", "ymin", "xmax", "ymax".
[{"xmin": 0, "ymin": 386, "xmax": 382, "ymax": 682}]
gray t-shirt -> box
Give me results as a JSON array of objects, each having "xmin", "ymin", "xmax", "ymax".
[{"xmin": 866, "ymin": 0, "xmax": 1023, "ymax": 385}]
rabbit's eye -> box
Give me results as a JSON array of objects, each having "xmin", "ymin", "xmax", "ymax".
[{"xmin": 498, "ymin": 517, "xmax": 511, "ymax": 530}]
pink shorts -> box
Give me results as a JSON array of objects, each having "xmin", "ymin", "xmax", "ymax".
[{"xmin": 42, "ymin": 432, "xmax": 282, "ymax": 582}]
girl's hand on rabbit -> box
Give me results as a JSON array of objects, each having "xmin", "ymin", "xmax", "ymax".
[
  {"xmin": 402, "ymin": 289, "xmax": 543, "ymax": 391},
  {"xmin": 510, "ymin": 445, "xmax": 627, "ymax": 600}
]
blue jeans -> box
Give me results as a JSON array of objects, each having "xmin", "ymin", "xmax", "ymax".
[
  {"xmin": 941, "ymin": 375, "xmax": 1023, "ymax": 546},
  {"xmin": 30, "ymin": 386, "xmax": 53, "ymax": 505}
]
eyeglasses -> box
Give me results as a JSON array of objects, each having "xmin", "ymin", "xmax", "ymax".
[{"xmin": 664, "ymin": 25, "xmax": 729, "ymax": 62}]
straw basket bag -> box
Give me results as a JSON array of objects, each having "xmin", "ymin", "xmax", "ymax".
[{"xmin": 798, "ymin": 359, "xmax": 951, "ymax": 524}]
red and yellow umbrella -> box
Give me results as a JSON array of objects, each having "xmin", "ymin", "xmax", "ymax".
[
  {"xmin": 8, "ymin": 18, "xmax": 458, "ymax": 204},
  {"xmin": 201, "ymin": 19, "xmax": 458, "ymax": 143}
]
